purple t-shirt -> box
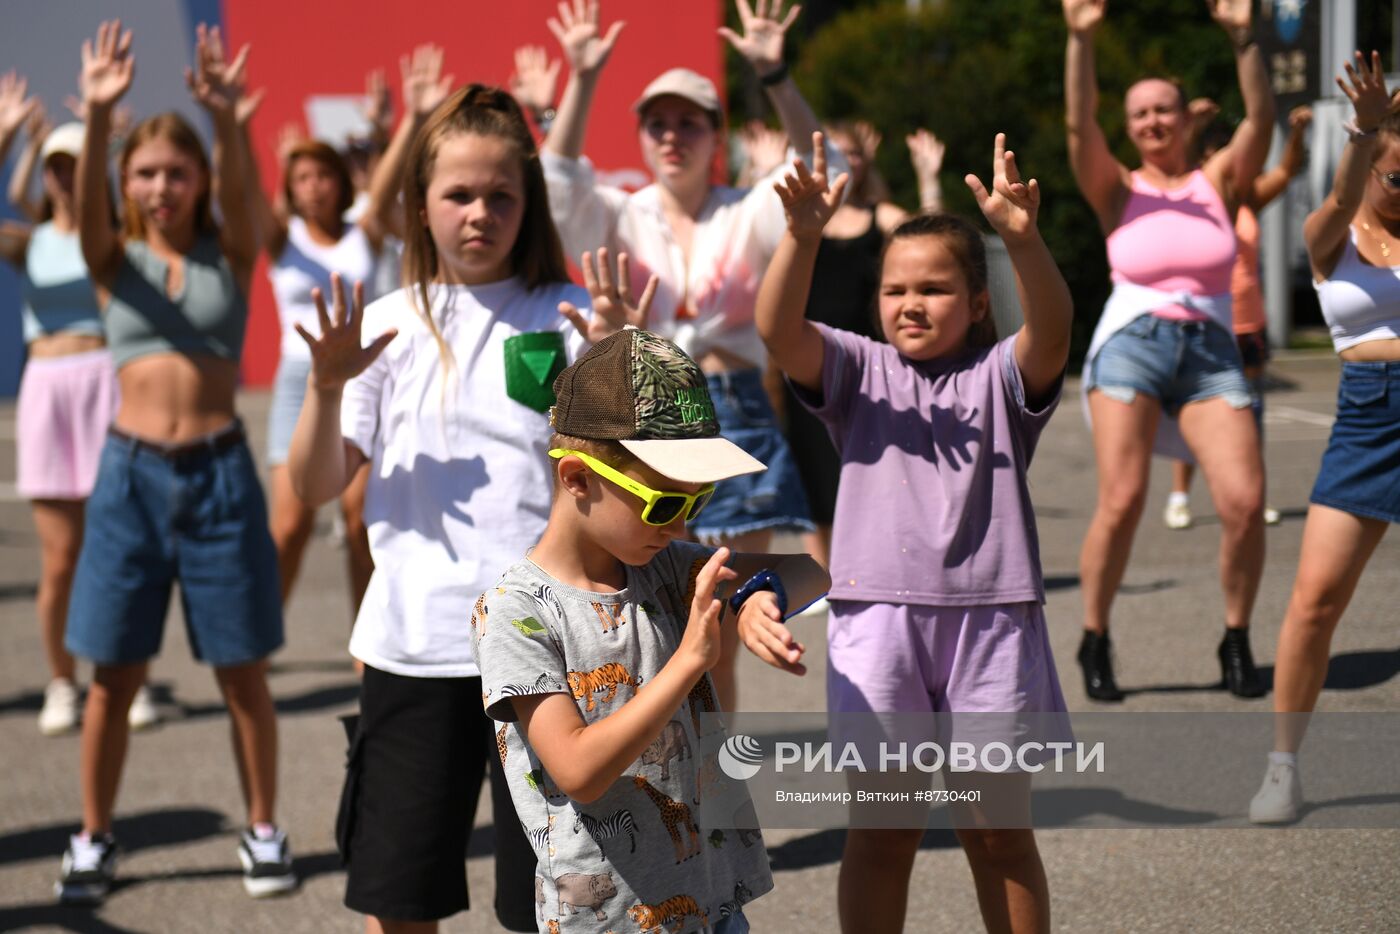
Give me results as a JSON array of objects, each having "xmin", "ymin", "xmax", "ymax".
[{"xmin": 795, "ymin": 324, "xmax": 1060, "ymax": 607}]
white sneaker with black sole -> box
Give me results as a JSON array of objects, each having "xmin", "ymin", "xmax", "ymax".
[
  {"xmin": 238, "ymin": 826, "xmax": 298, "ymax": 897},
  {"xmin": 55, "ymin": 832, "xmax": 118, "ymax": 904}
]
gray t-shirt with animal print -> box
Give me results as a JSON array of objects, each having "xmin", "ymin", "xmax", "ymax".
[{"xmin": 472, "ymin": 541, "xmax": 772, "ymax": 934}]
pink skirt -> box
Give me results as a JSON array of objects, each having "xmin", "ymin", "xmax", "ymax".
[{"xmin": 16, "ymin": 349, "xmax": 120, "ymax": 500}]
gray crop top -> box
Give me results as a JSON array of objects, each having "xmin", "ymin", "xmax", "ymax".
[{"xmin": 104, "ymin": 233, "xmax": 248, "ymax": 369}]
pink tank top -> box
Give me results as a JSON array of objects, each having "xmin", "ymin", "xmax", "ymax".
[
  {"xmin": 1231, "ymin": 205, "xmax": 1265, "ymax": 334},
  {"xmin": 1106, "ymin": 170, "xmax": 1237, "ymax": 322}
]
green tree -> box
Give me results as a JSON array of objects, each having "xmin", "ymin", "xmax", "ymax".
[{"xmin": 764, "ymin": 0, "xmax": 1255, "ymax": 365}]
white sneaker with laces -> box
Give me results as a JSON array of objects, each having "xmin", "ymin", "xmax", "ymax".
[
  {"xmin": 38, "ymin": 678, "xmax": 80, "ymax": 736},
  {"xmin": 55, "ymin": 832, "xmax": 118, "ymax": 904},
  {"xmin": 1163, "ymin": 499, "xmax": 1193, "ymax": 530},
  {"xmin": 1249, "ymin": 760, "xmax": 1303, "ymax": 824},
  {"xmin": 127, "ymin": 684, "xmax": 161, "ymax": 731},
  {"xmin": 238, "ymin": 826, "xmax": 298, "ymax": 897}
]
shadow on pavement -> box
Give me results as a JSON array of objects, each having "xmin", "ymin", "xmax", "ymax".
[
  {"xmin": 0, "ymin": 904, "xmax": 144, "ymax": 933},
  {"xmin": 766, "ymin": 827, "xmax": 959, "ymax": 871},
  {"xmin": 0, "ymin": 808, "xmax": 227, "ymax": 868},
  {"xmin": 1114, "ymin": 649, "xmax": 1399, "ymax": 698},
  {"xmin": 175, "ymin": 681, "xmax": 361, "ymax": 720}
]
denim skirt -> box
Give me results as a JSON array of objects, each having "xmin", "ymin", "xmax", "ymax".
[
  {"xmin": 690, "ymin": 368, "xmax": 814, "ymax": 542},
  {"xmin": 1310, "ymin": 360, "xmax": 1400, "ymax": 524}
]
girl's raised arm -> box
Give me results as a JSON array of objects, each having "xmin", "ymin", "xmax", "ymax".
[
  {"xmin": 755, "ymin": 132, "xmax": 849, "ymax": 392},
  {"xmin": 7, "ymin": 103, "xmax": 49, "ymax": 223},
  {"xmin": 722, "ymin": 1, "xmax": 822, "ymax": 163},
  {"xmin": 287, "ymin": 274, "xmax": 395, "ymax": 505},
  {"xmin": 1062, "ymin": 0, "xmax": 1129, "ymax": 233},
  {"xmin": 186, "ymin": 25, "xmax": 259, "ymax": 289},
  {"xmin": 76, "ymin": 21, "xmax": 134, "ymax": 286},
  {"xmin": 543, "ymin": 0, "xmax": 625, "ymax": 159},
  {"xmin": 967, "ymin": 133, "xmax": 1072, "ymax": 402},
  {"xmin": 1248, "ymin": 105, "xmax": 1311, "ymax": 210},
  {"xmin": 1204, "ymin": 0, "xmax": 1276, "ymax": 201},
  {"xmin": 362, "ymin": 45, "xmax": 452, "ymax": 246},
  {"xmin": 1303, "ymin": 52, "xmax": 1390, "ymax": 281}
]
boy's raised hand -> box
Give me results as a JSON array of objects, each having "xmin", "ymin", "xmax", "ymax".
[
  {"xmin": 966, "ymin": 133, "xmax": 1040, "ymax": 246},
  {"xmin": 559, "ymin": 247, "xmax": 659, "ymax": 342},
  {"xmin": 737, "ymin": 593, "xmax": 806, "ymax": 675},
  {"xmin": 775, "ymin": 131, "xmax": 849, "ymax": 243},
  {"xmin": 298, "ymin": 273, "xmax": 397, "ymax": 391},
  {"xmin": 678, "ymin": 548, "xmax": 737, "ymax": 675}
]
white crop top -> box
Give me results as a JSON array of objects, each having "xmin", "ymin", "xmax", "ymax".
[
  {"xmin": 1314, "ymin": 229, "xmax": 1400, "ymax": 353},
  {"xmin": 269, "ymin": 217, "xmax": 377, "ymax": 361}
]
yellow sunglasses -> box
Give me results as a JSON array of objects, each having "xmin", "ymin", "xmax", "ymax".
[{"xmin": 549, "ymin": 449, "xmax": 716, "ymax": 526}]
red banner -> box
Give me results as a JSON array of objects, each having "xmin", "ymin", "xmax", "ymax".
[{"xmin": 223, "ymin": 1, "xmax": 724, "ymax": 385}]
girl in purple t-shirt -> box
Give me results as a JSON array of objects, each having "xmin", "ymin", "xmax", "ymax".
[{"xmin": 744, "ymin": 132, "xmax": 1074, "ymax": 933}]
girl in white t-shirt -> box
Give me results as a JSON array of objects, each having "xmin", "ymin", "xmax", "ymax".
[{"xmin": 287, "ymin": 84, "xmax": 650, "ymax": 934}]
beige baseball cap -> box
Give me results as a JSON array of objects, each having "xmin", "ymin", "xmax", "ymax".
[
  {"xmin": 632, "ymin": 68, "xmax": 722, "ymax": 118},
  {"xmin": 40, "ymin": 123, "xmax": 85, "ymax": 162}
]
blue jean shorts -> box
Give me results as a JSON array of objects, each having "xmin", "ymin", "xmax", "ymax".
[
  {"xmin": 1310, "ymin": 360, "xmax": 1400, "ymax": 524},
  {"xmin": 266, "ymin": 355, "xmax": 311, "ymax": 466},
  {"xmin": 1088, "ymin": 314, "xmax": 1252, "ymax": 416},
  {"xmin": 66, "ymin": 423, "xmax": 284, "ymax": 667},
  {"xmin": 690, "ymin": 369, "xmax": 813, "ymax": 542}
]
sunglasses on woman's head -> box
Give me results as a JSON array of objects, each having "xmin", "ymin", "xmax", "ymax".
[{"xmin": 549, "ymin": 449, "xmax": 715, "ymax": 526}]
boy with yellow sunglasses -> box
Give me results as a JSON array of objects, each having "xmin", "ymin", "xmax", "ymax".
[{"xmin": 470, "ymin": 328, "xmax": 827, "ymax": 932}]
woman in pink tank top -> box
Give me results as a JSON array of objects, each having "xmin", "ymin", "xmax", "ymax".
[
  {"xmin": 1165, "ymin": 105, "xmax": 1314, "ymax": 531},
  {"xmin": 1063, "ymin": 0, "xmax": 1275, "ymax": 702}
]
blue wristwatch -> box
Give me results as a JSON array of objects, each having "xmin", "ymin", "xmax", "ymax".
[{"xmin": 728, "ymin": 570, "xmax": 788, "ymax": 619}]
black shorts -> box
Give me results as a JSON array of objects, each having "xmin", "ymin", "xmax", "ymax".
[{"xmin": 338, "ymin": 666, "xmax": 536, "ymax": 928}]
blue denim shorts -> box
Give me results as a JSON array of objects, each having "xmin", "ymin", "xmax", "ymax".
[
  {"xmin": 690, "ymin": 369, "xmax": 813, "ymax": 542},
  {"xmin": 1088, "ymin": 314, "xmax": 1253, "ymax": 416},
  {"xmin": 1310, "ymin": 361, "xmax": 1400, "ymax": 524},
  {"xmin": 66, "ymin": 424, "xmax": 284, "ymax": 666},
  {"xmin": 266, "ymin": 355, "xmax": 311, "ymax": 466}
]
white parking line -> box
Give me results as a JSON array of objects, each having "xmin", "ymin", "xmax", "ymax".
[{"xmin": 1265, "ymin": 404, "xmax": 1336, "ymax": 428}]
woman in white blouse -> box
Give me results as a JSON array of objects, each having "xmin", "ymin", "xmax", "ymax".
[{"xmin": 540, "ymin": 0, "xmax": 846, "ymax": 710}]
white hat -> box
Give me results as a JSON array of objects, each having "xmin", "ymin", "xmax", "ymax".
[
  {"xmin": 40, "ymin": 123, "xmax": 85, "ymax": 162},
  {"xmin": 632, "ymin": 68, "xmax": 722, "ymax": 117}
]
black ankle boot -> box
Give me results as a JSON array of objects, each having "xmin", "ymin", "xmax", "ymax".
[
  {"xmin": 1219, "ymin": 629, "xmax": 1266, "ymax": 698},
  {"xmin": 1076, "ymin": 631, "xmax": 1125, "ymax": 702}
]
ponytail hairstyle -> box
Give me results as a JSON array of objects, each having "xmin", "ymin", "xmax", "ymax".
[
  {"xmin": 401, "ymin": 84, "xmax": 570, "ymax": 377},
  {"xmin": 881, "ymin": 213, "xmax": 998, "ymax": 351},
  {"xmin": 119, "ymin": 112, "xmax": 215, "ymax": 241}
]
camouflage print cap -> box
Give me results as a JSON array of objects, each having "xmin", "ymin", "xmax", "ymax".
[{"xmin": 551, "ymin": 329, "xmax": 766, "ymax": 484}]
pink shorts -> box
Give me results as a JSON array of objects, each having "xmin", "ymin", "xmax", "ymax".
[
  {"xmin": 826, "ymin": 601, "xmax": 1071, "ymax": 764},
  {"xmin": 16, "ymin": 349, "xmax": 120, "ymax": 500}
]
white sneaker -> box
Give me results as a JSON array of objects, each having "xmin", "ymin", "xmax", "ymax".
[
  {"xmin": 1263, "ymin": 506, "xmax": 1281, "ymax": 526},
  {"xmin": 238, "ymin": 826, "xmax": 298, "ymax": 897},
  {"xmin": 127, "ymin": 685, "xmax": 161, "ymax": 731},
  {"xmin": 55, "ymin": 832, "xmax": 119, "ymax": 904},
  {"xmin": 1163, "ymin": 499, "xmax": 1193, "ymax": 530},
  {"xmin": 38, "ymin": 679, "xmax": 80, "ymax": 736},
  {"xmin": 1249, "ymin": 760, "xmax": 1303, "ymax": 824}
]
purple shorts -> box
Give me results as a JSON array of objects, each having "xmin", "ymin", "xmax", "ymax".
[
  {"xmin": 826, "ymin": 601, "xmax": 1070, "ymax": 768},
  {"xmin": 16, "ymin": 350, "xmax": 119, "ymax": 500}
]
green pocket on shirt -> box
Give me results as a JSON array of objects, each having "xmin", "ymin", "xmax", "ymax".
[{"xmin": 503, "ymin": 331, "xmax": 567, "ymax": 413}]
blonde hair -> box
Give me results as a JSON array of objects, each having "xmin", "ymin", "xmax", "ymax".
[{"xmin": 400, "ymin": 84, "xmax": 570, "ymax": 379}]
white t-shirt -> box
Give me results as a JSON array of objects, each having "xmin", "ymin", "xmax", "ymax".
[
  {"xmin": 340, "ymin": 278, "xmax": 589, "ymax": 677},
  {"xmin": 542, "ymin": 143, "xmax": 847, "ymax": 371},
  {"xmin": 270, "ymin": 217, "xmax": 378, "ymax": 361}
]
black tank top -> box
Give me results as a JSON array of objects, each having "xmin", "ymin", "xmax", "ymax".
[{"xmin": 806, "ymin": 206, "xmax": 883, "ymax": 339}]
